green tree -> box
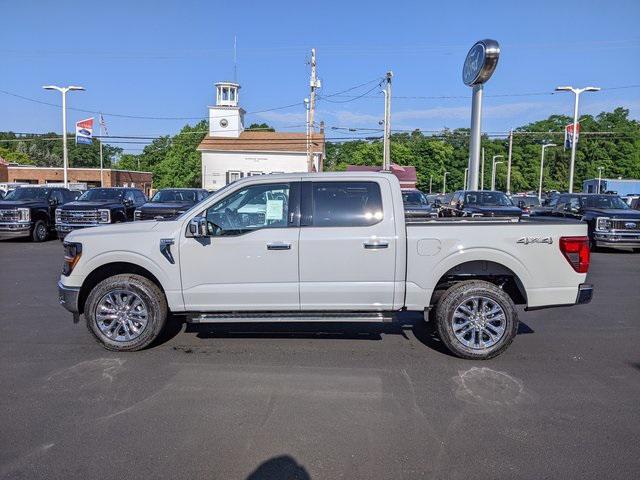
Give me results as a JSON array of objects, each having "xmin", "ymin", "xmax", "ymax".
[{"xmin": 247, "ymin": 123, "xmax": 275, "ymax": 132}]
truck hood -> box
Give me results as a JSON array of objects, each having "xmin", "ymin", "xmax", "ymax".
[
  {"xmin": 0, "ymin": 200, "xmax": 46, "ymax": 209},
  {"xmin": 585, "ymin": 208, "xmax": 640, "ymax": 218},
  {"xmin": 64, "ymin": 219, "xmax": 162, "ymax": 241},
  {"xmin": 62, "ymin": 201, "xmax": 123, "ymax": 210}
]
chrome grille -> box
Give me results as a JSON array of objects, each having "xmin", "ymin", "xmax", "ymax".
[
  {"xmin": 0, "ymin": 209, "xmax": 19, "ymax": 222},
  {"xmin": 610, "ymin": 218, "xmax": 640, "ymax": 232},
  {"xmin": 59, "ymin": 209, "xmax": 99, "ymax": 224}
]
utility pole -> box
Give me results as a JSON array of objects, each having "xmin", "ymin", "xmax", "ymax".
[
  {"xmin": 308, "ymin": 49, "xmax": 320, "ymax": 172},
  {"xmin": 506, "ymin": 129, "xmax": 513, "ymax": 195},
  {"xmin": 42, "ymin": 85, "xmax": 85, "ymax": 187},
  {"xmin": 480, "ymin": 147, "xmax": 485, "ymax": 190},
  {"xmin": 442, "ymin": 171, "xmax": 449, "ymax": 195},
  {"xmin": 539, "ymin": 143, "xmax": 556, "ymax": 202},
  {"xmin": 304, "ymin": 98, "xmax": 311, "ymax": 171},
  {"xmin": 382, "ymin": 71, "xmax": 393, "ymax": 170},
  {"xmin": 555, "ymin": 85, "xmax": 600, "ymax": 192},
  {"xmin": 429, "ymin": 174, "xmax": 433, "ymax": 194},
  {"xmin": 491, "ymin": 155, "xmax": 504, "ymax": 190},
  {"xmin": 463, "ymin": 168, "xmax": 469, "ymax": 190}
]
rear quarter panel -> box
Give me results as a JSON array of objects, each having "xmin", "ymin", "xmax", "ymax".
[{"xmin": 405, "ymin": 220, "xmax": 588, "ymax": 309}]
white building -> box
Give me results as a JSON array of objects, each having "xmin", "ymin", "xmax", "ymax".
[{"xmin": 198, "ymin": 82, "xmax": 325, "ymax": 190}]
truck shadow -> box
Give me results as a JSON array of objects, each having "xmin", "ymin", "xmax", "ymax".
[{"xmin": 163, "ymin": 311, "xmax": 534, "ymax": 358}]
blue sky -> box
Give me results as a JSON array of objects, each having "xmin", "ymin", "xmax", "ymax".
[{"xmin": 1, "ymin": 0, "xmax": 639, "ymax": 152}]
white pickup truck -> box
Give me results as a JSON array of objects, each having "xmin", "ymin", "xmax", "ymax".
[{"xmin": 58, "ymin": 172, "xmax": 593, "ymax": 359}]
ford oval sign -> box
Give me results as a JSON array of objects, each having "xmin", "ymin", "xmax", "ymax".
[{"xmin": 463, "ymin": 39, "xmax": 500, "ymax": 86}]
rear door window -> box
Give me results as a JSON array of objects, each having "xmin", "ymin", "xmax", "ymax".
[{"xmin": 309, "ymin": 181, "xmax": 383, "ymax": 227}]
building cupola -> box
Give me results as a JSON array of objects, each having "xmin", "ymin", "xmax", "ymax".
[{"xmin": 209, "ymin": 81, "xmax": 245, "ymax": 138}]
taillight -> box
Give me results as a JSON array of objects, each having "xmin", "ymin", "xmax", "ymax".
[{"xmin": 559, "ymin": 236, "xmax": 590, "ymax": 273}]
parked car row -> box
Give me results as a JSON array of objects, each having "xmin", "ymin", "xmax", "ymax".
[{"xmin": 0, "ymin": 186, "xmax": 209, "ymax": 242}]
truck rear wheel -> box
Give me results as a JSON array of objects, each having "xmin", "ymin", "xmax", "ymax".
[
  {"xmin": 84, "ymin": 274, "xmax": 167, "ymax": 352},
  {"xmin": 435, "ymin": 280, "xmax": 518, "ymax": 360}
]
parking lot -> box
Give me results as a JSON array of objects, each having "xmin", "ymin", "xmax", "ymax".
[{"xmin": 0, "ymin": 239, "xmax": 639, "ymax": 480}]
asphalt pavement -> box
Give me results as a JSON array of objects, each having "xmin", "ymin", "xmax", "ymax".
[{"xmin": 0, "ymin": 239, "xmax": 639, "ymax": 479}]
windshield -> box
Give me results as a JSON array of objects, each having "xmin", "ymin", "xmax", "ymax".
[
  {"xmin": 582, "ymin": 195, "xmax": 629, "ymax": 209},
  {"xmin": 151, "ymin": 189, "xmax": 201, "ymax": 203},
  {"xmin": 3, "ymin": 187, "xmax": 48, "ymax": 201},
  {"xmin": 77, "ymin": 188, "xmax": 123, "ymax": 202},
  {"xmin": 465, "ymin": 192, "xmax": 514, "ymax": 206},
  {"xmin": 514, "ymin": 196, "xmax": 540, "ymax": 207},
  {"xmin": 402, "ymin": 191, "xmax": 427, "ymax": 204}
]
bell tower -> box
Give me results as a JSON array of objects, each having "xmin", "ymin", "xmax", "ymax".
[{"xmin": 209, "ymin": 82, "xmax": 245, "ymax": 138}]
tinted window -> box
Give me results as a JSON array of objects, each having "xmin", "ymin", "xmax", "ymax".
[
  {"xmin": 134, "ymin": 191, "xmax": 146, "ymax": 204},
  {"xmin": 50, "ymin": 190, "xmax": 64, "ymax": 204},
  {"xmin": 206, "ymin": 183, "xmax": 290, "ymax": 235},
  {"xmin": 78, "ymin": 189, "xmax": 123, "ymax": 202},
  {"xmin": 464, "ymin": 192, "xmax": 513, "ymax": 206},
  {"xmin": 311, "ymin": 181, "xmax": 383, "ymax": 227},
  {"xmin": 4, "ymin": 188, "xmax": 48, "ymax": 201},
  {"xmin": 582, "ymin": 195, "xmax": 629, "ymax": 210}
]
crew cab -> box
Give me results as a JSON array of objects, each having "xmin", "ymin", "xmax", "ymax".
[
  {"xmin": 135, "ymin": 188, "xmax": 209, "ymax": 221},
  {"xmin": 0, "ymin": 186, "xmax": 76, "ymax": 241},
  {"xmin": 533, "ymin": 193, "xmax": 640, "ymax": 251},
  {"xmin": 57, "ymin": 173, "xmax": 592, "ymax": 360},
  {"xmin": 56, "ymin": 187, "xmax": 147, "ymax": 240},
  {"xmin": 441, "ymin": 190, "xmax": 523, "ymax": 218}
]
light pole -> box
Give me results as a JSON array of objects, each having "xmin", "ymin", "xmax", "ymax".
[
  {"xmin": 480, "ymin": 147, "xmax": 485, "ymax": 190},
  {"xmin": 539, "ymin": 143, "xmax": 556, "ymax": 202},
  {"xmin": 429, "ymin": 174, "xmax": 433, "ymax": 194},
  {"xmin": 463, "ymin": 168, "xmax": 469, "ymax": 190},
  {"xmin": 555, "ymin": 85, "xmax": 600, "ymax": 192},
  {"xmin": 597, "ymin": 166, "xmax": 604, "ymax": 193},
  {"xmin": 43, "ymin": 85, "xmax": 85, "ymax": 187},
  {"xmin": 442, "ymin": 172, "xmax": 449, "ymax": 195},
  {"xmin": 491, "ymin": 155, "xmax": 504, "ymax": 191}
]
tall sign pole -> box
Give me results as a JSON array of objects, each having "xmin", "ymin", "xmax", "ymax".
[{"xmin": 463, "ymin": 39, "xmax": 500, "ymax": 191}]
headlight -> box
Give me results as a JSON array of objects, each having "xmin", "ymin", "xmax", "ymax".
[
  {"xmin": 98, "ymin": 209, "xmax": 111, "ymax": 223},
  {"xmin": 17, "ymin": 208, "xmax": 30, "ymax": 222},
  {"xmin": 596, "ymin": 217, "xmax": 610, "ymax": 231},
  {"xmin": 62, "ymin": 242, "xmax": 82, "ymax": 276},
  {"xmin": 55, "ymin": 208, "xmax": 62, "ymax": 224},
  {"xmin": 134, "ymin": 209, "xmax": 141, "ymax": 221}
]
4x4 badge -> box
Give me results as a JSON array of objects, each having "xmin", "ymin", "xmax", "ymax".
[{"xmin": 517, "ymin": 236, "xmax": 553, "ymax": 245}]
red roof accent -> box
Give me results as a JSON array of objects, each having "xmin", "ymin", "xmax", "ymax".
[{"xmin": 346, "ymin": 164, "xmax": 417, "ymax": 189}]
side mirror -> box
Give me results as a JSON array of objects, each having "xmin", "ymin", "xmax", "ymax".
[
  {"xmin": 517, "ymin": 200, "xmax": 526, "ymax": 209},
  {"xmin": 188, "ymin": 216, "xmax": 210, "ymax": 237},
  {"xmin": 433, "ymin": 199, "xmax": 442, "ymax": 207},
  {"xmin": 49, "ymin": 198, "xmax": 58, "ymax": 206}
]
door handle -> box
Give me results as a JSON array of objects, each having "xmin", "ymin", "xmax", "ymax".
[
  {"xmin": 267, "ymin": 242, "xmax": 291, "ymax": 251},
  {"xmin": 363, "ymin": 241, "xmax": 389, "ymax": 249}
]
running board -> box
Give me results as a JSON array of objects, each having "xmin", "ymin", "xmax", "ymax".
[{"xmin": 187, "ymin": 311, "xmax": 396, "ymax": 324}]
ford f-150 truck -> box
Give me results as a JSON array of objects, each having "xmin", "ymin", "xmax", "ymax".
[{"xmin": 57, "ymin": 172, "xmax": 593, "ymax": 359}]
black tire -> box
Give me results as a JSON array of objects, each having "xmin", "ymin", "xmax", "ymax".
[
  {"xmin": 435, "ymin": 280, "xmax": 518, "ymax": 360},
  {"xmin": 31, "ymin": 220, "xmax": 48, "ymax": 242},
  {"xmin": 85, "ymin": 274, "xmax": 167, "ymax": 352}
]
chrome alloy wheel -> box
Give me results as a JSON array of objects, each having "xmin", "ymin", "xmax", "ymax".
[
  {"xmin": 36, "ymin": 223, "xmax": 47, "ymax": 240},
  {"xmin": 452, "ymin": 296, "xmax": 506, "ymax": 349},
  {"xmin": 95, "ymin": 289, "xmax": 149, "ymax": 342}
]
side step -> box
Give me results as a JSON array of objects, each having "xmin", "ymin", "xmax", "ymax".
[{"xmin": 187, "ymin": 311, "xmax": 396, "ymax": 324}]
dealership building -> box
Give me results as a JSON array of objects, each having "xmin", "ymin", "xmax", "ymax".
[
  {"xmin": 0, "ymin": 160, "xmax": 153, "ymax": 195},
  {"xmin": 197, "ymin": 82, "xmax": 325, "ymax": 191}
]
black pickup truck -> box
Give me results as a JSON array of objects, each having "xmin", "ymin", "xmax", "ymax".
[
  {"xmin": 134, "ymin": 188, "xmax": 208, "ymax": 221},
  {"xmin": 440, "ymin": 190, "xmax": 523, "ymax": 218},
  {"xmin": 56, "ymin": 187, "xmax": 147, "ymax": 240},
  {"xmin": 532, "ymin": 193, "xmax": 640, "ymax": 251},
  {"xmin": 0, "ymin": 186, "xmax": 77, "ymax": 241}
]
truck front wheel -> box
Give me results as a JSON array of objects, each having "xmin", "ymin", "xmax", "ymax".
[
  {"xmin": 435, "ymin": 280, "xmax": 518, "ymax": 360},
  {"xmin": 84, "ymin": 274, "xmax": 167, "ymax": 352}
]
